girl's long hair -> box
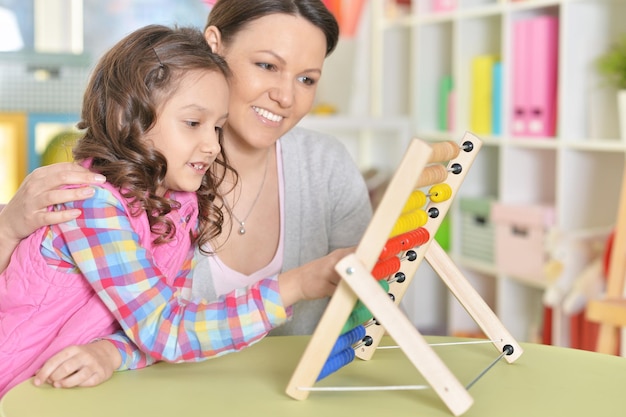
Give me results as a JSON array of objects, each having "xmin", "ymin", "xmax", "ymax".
[{"xmin": 73, "ymin": 24, "xmax": 233, "ymax": 251}]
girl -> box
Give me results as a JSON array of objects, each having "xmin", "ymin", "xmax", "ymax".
[{"xmin": 0, "ymin": 24, "xmax": 343, "ymax": 397}]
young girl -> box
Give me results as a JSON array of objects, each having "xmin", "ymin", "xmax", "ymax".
[
  {"xmin": 0, "ymin": 24, "xmax": 343, "ymax": 397},
  {"xmin": 1, "ymin": 0, "xmax": 364, "ymax": 390}
]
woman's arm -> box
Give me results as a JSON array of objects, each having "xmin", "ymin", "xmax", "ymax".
[{"xmin": 0, "ymin": 163, "xmax": 105, "ymax": 271}]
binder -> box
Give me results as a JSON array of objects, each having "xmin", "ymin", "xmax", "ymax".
[
  {"xmin": 438, "ymin": 75, "xmax": 453, "ymax": 131},
  {"xmin": 447, "ymin": 89, "xmax": 456, "ymax": 131},
  {"xmin": 492, "ymin": 61, "xmax": 503, "ymax": 135},
  {"xmin": 470, "ymin": 55, "xmax": 495, "ymax": 135},
  {"xmin": 511, "ymin": 19, "xmax": 531, "ymax": 136},
  {"xmin": 528, "ymin": 15, "xmax": 559, "ymax": 137},
  {"xmin": 433, "ymin": 0, "xmax": 456, "ymax": 12}
]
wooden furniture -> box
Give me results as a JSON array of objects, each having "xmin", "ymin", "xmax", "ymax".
[
  {"xmin": 3, "ymin": 335, "xmax": 626, "ymax": 417},
  {"xmin": 586, "ymin": 157, "xmax": 626, "ymax": 355}
]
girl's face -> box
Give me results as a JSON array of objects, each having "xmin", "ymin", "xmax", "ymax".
[
  {"xmin": 206, "ymin": 13, "xmax": 327, "ymax": 151},
  {"xmin": 145, "ymin": 69, "xmax": 229, "ymax": 196}
]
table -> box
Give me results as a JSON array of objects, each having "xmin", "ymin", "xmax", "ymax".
[{"xmin": 2, "ymin": 335, "xmax": 626, "ymax": 417}]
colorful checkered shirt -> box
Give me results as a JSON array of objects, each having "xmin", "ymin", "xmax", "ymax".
[{"xmin": 42, "ymin": 185, "xmax": 289, "ymax": 370}]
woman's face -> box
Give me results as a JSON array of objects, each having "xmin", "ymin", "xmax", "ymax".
[{"xmin": 207, "ymin": 13, "xmax": 327, "ymax": 150}]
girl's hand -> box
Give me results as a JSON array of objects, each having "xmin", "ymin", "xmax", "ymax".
[
  {"xmin": 33, "ymin": 341, "xmax": 122, "ymax": 389},
  {"xmin": 278, "ymin": 247, "xmax": 354, "ymax": 307}
]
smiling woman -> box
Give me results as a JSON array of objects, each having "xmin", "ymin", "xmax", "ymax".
[{"xmin": 193, "ymin": 1, "xmax": 369, "ymax": 301}]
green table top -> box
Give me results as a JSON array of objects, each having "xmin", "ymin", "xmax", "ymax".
[{"xmin": 2, "ymin": 335, "xmax": 626, "ymax": 417}]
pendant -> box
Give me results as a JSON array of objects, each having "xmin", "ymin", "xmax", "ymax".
[{"xmin": 238, "ymin": 222, "xmax": 246, "ymax": 235}]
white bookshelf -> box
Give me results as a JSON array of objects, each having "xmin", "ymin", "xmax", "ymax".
[{"xmin": 302, "ymin": 0, "xmax": 626, "ymax": 345}]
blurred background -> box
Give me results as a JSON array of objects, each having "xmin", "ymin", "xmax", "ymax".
[
  {"xmin": 0, "ymin": 0, "xmax": 213, "ymax": 203},
  {"xmin": 0, "ymin": 0, "xmax": 367, "ymax": 200}
]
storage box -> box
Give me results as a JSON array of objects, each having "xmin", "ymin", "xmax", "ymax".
[
  {"xmin": 491, "ymin": 203, "xmax": 556, "ymax": 283},
  {"xmin": 459, "ymin": 197, "xmax": 495, "ymax": 263}
]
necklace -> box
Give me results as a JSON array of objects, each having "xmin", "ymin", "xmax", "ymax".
[{"xmin": 228, "ymin": 150, "xmax": 270, "ymax": 235}]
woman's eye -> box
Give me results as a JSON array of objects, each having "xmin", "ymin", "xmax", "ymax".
[
  {"xmin": 257, "ymin": 62, "xmax": 276, "ymax": 71},
  {"xmin": 186, "ymin": 120, "xmax": 200, "ymax": 127},
  {"xmin": 298, "ymin": 76, "xmax": 316, "ymax": 86}
]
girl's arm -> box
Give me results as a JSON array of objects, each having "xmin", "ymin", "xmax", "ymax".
[
  {"xmin": 34, "ymin": 186, "xmax": 347, "ymax": 388},
  {"xmin": 0, "ymin": 163, "xmax": 105, "ymax": 272},
  {"xmin": 57, "ymin": 188, "xmax": 292, "ymax": 363},
  {"xmin": 34, "ymin": 235, "xmax": 348, "ymax": 388},
  {"xmin": 33, "ymin": 339, "xmax": 122, "ymax": 389},
  {"xmin": 34, "ymin": 332, "xmax": 155, "ymax": 389},
  {"xmin": 98, "ymin": 248, "xmax": 347, "ymax": 367}
]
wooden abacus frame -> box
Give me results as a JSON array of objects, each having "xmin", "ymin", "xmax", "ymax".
[{"xmin": 286, "ymin": 133, "xmax": 523, "ymax": 416}]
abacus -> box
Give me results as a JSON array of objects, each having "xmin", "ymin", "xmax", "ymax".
[{"xmin": 286, "ymin": 133, "xmax": 523, "ymax": 416}]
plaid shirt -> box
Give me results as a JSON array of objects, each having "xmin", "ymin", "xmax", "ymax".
[{"xmin": 43, "ymin": 185, "xmax": 288, "ymax": 370}]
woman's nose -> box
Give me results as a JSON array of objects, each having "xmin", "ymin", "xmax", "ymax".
[{"xmin": 268, "ymin": 80, "xmax": 294, "ymax": 108}]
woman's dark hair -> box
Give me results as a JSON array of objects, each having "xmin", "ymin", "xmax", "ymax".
[
  {"xmin": 206, "ymin": 0, "xmax": 339, "ymax": 56},
  {"xmin": 74, "ymin": 24, "xmax": 234, "ymax": 251}
]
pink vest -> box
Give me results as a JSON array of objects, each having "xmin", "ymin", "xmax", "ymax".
[{"xmin": 0, "ymin": 183, "xmax": 197, "ymax": 397}]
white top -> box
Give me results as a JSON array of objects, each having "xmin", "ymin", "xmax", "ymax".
[{"xmin": 208, "ymin": 141, "xmax": 285, "ymax": 296}]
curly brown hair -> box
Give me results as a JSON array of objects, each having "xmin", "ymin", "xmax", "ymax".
[{"xmin": 73, "ymin": 24, "xmax": 234, "ymax": 251}]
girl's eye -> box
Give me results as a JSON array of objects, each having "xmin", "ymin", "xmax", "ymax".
[
  {"xmin": 298, "ymin": 76, "xmax": 316, "ymax": 86},
  {"xmin": 186, "ymin": 120, "xmax": 200, "ymax": 127},
  {"xmin": 215, "ymin": 126, "xmax": 224, "ymax": 139}
]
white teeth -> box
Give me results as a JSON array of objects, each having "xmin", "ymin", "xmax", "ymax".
[
  {"xmin": 253, "ymin": 106, "xmax": 283, "ymax": 122},
  {"xmin": 191, "ymin": 163, "xmax": 204, "ymax": 171}
]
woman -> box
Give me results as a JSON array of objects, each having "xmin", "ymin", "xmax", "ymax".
[{"xmin": 0, "ymin": 0, "xmax": 371, "ymax": 389}]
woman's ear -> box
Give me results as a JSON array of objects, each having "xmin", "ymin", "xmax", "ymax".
[{"xmin": 204, "ymin": 26, "xmax": 223, "ymax": 54}]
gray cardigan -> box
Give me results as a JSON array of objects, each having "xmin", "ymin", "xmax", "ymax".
[{"xmin": 191, "ymin": 127, "xmax": 373, "ymax": 335}]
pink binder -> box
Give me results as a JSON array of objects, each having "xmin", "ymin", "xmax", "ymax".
[
  {"xmin": 447, "ymin": 90, "xmax": 455, "ymax": 131},
  {"xmin": 511, "ymin": 18, "xmax": 531, "ymax": 137},
  {"xmin": 528, "ymin": 15, "xmax": 559, "ymax": 137},
  {"xmin": 433, "ymin": 0, "xmax": 456, "ymax": 12}
]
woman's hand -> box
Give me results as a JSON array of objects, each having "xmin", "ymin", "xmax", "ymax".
[
  {"xmin": 0, "ymin": 163, "xmax": 105, "ymax": 272},
  {"xmin": 33, "ymin": 340, "xmax": 122, "ymax": 389},
  {"xmin": 1, "ymin": 163, "xmax": 105, "ymax": 241}
]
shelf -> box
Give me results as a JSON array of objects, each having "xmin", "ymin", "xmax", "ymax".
[
  {"xmin": 308, "ymin": 0, "xmax": 623, "ymax": 347},
  {"xmin": 0, "ymin": 50, "xmax": 91, "ymax": 68},
  {"xmin": 367, "ymin": 0, "xmax": 625, "ymax": 346},
  {"xmin": 297, "ymin": 114, "xmax": 412, "ymax": 173}
]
